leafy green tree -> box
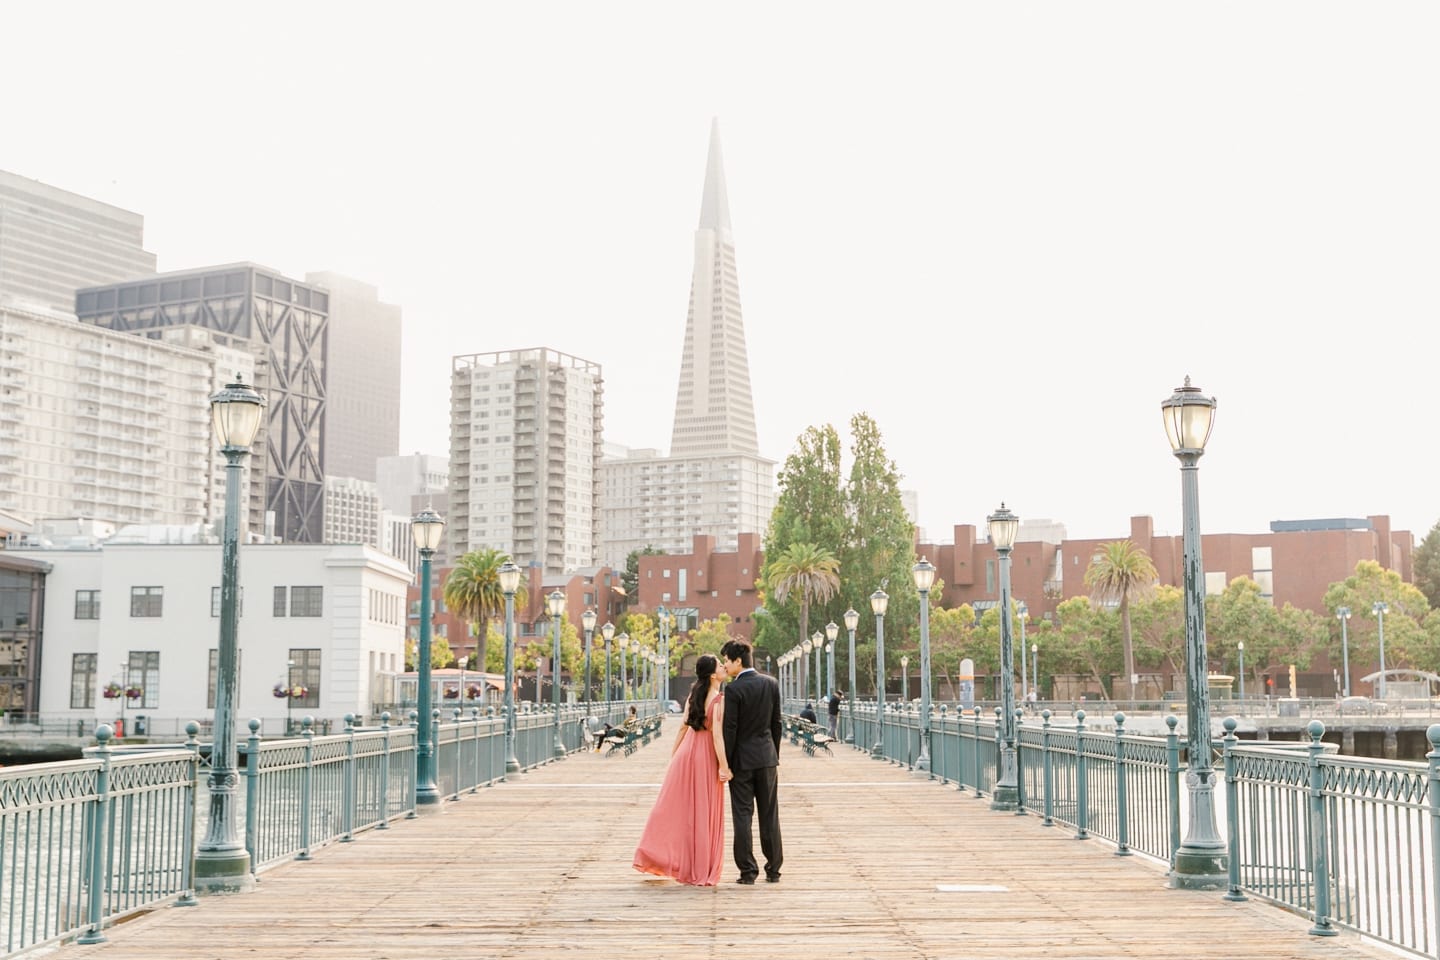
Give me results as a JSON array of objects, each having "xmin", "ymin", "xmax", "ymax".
[
  {"xmin": 1204, "ymin": 577, "xmax": 1287, "ymax": 692},
  {"xmin": 929, "ymin": 602, "xmax": 982, "ymax": 700},
  {"xmin": 1413, "ymin": 519, "xmax": 1440, "ymax": 611},
  {"xmin": 1082, "ymin": 540, "xmax": 1157, "ymax": 697},
  {"xmin": 1322, "ymin": 561, "xmax": 1431, "ymax": 685},
  {"xmin": 766, "ymin": 542, "xmax": 841, "ymax": 647},
  {"xmin": 405, "ymin": 635, "xmax": 455, "ymax": 671},
  {"xmin": 443, "ymin": 549, "xmax": 518, "ymax": 676},
  {"xmin": 1129, "ymin": 584, "xmax": 1184, "ymax": 680},
  {"xmin": 623, "ymin": 546, "xmax": 663, "ymax": 604},
  {"xmin": 1048, "ymin": 596, "xmax": 1121, "ymax": 698}
]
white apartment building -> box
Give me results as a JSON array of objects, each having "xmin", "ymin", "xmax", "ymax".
[
  {"xmin": 323, "ymin": 475, "xmax": 383, "ymax": 547},
  {"xmin": 449, "ymin": 348, "xmax": 602, "ymax": 573},
  {"xmin": 0, "ymin": 300, "xmax": 254, "ymax": 532},
  {"xmin": 30, "ymin": 542, "xmax": 411, "ymax": 735}
]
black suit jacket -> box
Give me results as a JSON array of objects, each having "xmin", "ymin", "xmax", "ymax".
[{"xmin": 723, "ymin": 669, "xmax": 781, "ymax": 770}]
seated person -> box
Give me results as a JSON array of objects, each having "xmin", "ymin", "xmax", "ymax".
[
  {"xmin": 621, "ymin": 705, "xmax": 639, "ymax": 731},
  {"xmin": 799, "ymin": 702, "xmax": 818, "ymax": 723}
]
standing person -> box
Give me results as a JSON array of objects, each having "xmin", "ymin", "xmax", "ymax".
[
  {"xmin": 632, "ymin": 655, "xmax": 732, "ymax": 885},
  {"xmin": 720, "ymin": 639, "xmax": 783, "ymax": 884},
  {"xmin": 827, "ymin": 689, "xmax": 842, "ymax": 739}
]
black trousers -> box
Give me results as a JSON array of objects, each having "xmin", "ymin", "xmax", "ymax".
[{"xmin": 729, "ymin": 764, "xmax": 782, "ymax": 880}]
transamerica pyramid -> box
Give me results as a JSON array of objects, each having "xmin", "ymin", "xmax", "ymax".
[{"xmin": 669, "ymin": 118, "xmax": 761, "ymax": 458}]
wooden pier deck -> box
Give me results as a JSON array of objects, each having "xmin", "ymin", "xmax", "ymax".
[{"xmin": 47, "ymin": 718, "xmax": 1399, "ymax": 960}]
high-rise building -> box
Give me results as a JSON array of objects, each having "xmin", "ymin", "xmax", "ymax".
[
  {"xmin": 323, "ymin": 475, "xmax": 383, "ymax": 547},
  {"xmin": 0, "ymin": 170, "xmax": 157, "ymax": 313},
  {"xmin": 376, "ymin": 452, "xmax": 450, "ymax": 564},
  {"xmin": 77, "ymin": 264, "xmax": 329, "ymax": 543},
  {"xmin": 449, "ymin": 348, "xmax": 602, "ymax": 573},
  {"xmin": 305, "ymin": 272, "xmax": 401, "ymax": 482},
  {"xmin": 601, "ymin": 120, "xmax": 775, "ymax": 565},
  {"xmin": 0, "ymin": 301, "xmax": 250, "ymax": 530}
]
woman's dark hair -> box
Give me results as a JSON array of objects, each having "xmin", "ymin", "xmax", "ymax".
[{"xmin": 685, "ymin": 655, "xmax": 718, "ymax": 730}]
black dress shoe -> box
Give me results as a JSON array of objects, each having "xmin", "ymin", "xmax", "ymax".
[
  {"xmin": 764, "ymin": 875, "xmax": 780, "ymax": 883},
  {"xmin": 735, "ymin": 876, "xmax": 756, "ymax": 885}
]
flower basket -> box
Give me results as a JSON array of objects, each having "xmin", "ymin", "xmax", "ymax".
[
  {"xmin": 124, "ymin": 687, "xmax": 143, "ymax": 700},
  {"xmin": 443, "ymin": 688, "xmax": 460, "ymax": 700},
  {"xmin": 102, "ymin": 683, "xmax": 122, "ymax": 699},
  {"xmin": 273, "ymin": 683, "xmax": 290, "ymax": 699},
  {"xmin": 466, "ymin": 684, "xmax": 483, "ymax": 700},
  {"xmin": 287, "ymin": 685, "xmax": 308, "ymax": 699}
]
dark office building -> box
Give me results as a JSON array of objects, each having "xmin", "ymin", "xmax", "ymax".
[{"xmin": 77, "ymin": 264, "xmax": 328, "ymax": 543}]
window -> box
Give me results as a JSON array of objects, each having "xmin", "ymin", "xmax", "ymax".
[
  {"xmin": 985, "ymin": 560, "xmax": 996, "ymax": 595},
  {"xmin": 211, "ymin": 587, "xmax": 244, "ymax": 617},
  {"xmin": 71, "ymin": 653, "xmax": 96, "ymax": 709},
  {"xmin": 290, "ymin": 586, "xmax": 323, "ymax": 617},
  {"xmin": 127, "ymin": 651, "xmax": 160, "ymax": 708},
  {"xmin": 289, "ymin": 648, "xmax": 321, "ymax": 708},
  {"xmin": 274, "ymin": 586, "xmax": 288, "ymax": 616},
  {"xmin": 130, "ymin": 587, "xmax": 163, "ymax": 617},
  {"xmin": 75, "ymin": 590, "xmax": 100, "ymax": 620},
  {"xmin": 207, "ymin": 650, "xmax": 217, "ymax": 709}
]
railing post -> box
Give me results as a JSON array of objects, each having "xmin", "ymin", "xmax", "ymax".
[
  {"xmin": 244, "ymin": 719, "xmax": 262, "ymax": 875},
  {"xmin": 77, "ymin": 725, "xmax": 113, "ymax": 944},
  {"xmin": 1426, "ymin": 724, "xmax": 1440, "ymax": 952},
  {"xmin": 936, "ymin": 705, "xmax": 947, "ymax": 783},
  {"xmin": 1305, "ymin": 720, "xmax": 1337, "ymax": 937},
  {"xmin": 993, "ymin": 705, "xmax": 1004, "ymax": 790},
  {"xmin": 1165, "ymin": 714, "xmax": 1180, "ymax": 870},
  {"xmin": 470, "ymin": 707, "xmax": 483, "ymax": 793},
  {"xmin": 972, "ymin": 706, "xmax": 984, "ymax": 798},
  {"xmin": 1074, "ymin": 710, "xmax": 1089, "ymax": 840},
  {"xmin": 1114, "ymin": 712, "xmax": 1130, "ymax": 855},
  {"xmin": 176, "ymin": 721, "xmax": 200, "ymax": 906},
  {"xmin": 405, "ymin": 710, "xmax": 420, "ymax": 819},
  {"xmin": 450, "ymin": 707, "xmax": 463, "ymax": 801},
  {"xmin": 297, "ymin": 717, "xmax": 315, "ymax": 860},
  {"xmin": 1222, "ymin": 717, "xmax": 1246, "ymax": 902},
  {"xmin": 1014, "ymin": 708, "xmax": 1027, "ymax": 816},
  {"xmin": 377, "ymin": 711, "xmax": 391, "ymax": 830},
  {"xmin": 341, "ymin": 714, "xmax": 357, "ymax": 842},
  {"xmin": 1041, "ymin": 709, "xmax": 1054, "ymax": 827}
]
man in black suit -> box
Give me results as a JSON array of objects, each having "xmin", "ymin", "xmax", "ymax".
[{"xmin": 720, "ymin": 639, "xmax": 783, "ymax": 884}]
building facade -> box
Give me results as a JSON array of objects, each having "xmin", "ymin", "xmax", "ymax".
[
  {"xmin": 634, "ymin": 533, "xmax": 764, "ymax": 642},
  {"xmin": 77, "ymin": 264, "xmax": 329, "ymax": 543},
  {"xmin": 29, "ymin": 542, "xmax": 410, "ymax": 734},
  {"xmin": 600, "ymin": 121, "xmax": 775, "ymax": 564},
  {"xmin": 0, "ymin": 169, "xmax": 156, "ymax": 313},
  {"xmin": 323, "ymin": 475, "xmax": 383, "ymax": 547},
  {"xmin": 449, "ymin": 348, "xmax": 602, "ymax": 573},
  {"xmin": 0, "ymin": 301, "xmax": 253, "ymax": 532},
  {"xmin": 305, "ymin": 271, "xmax": 400, "ymax": 483}
]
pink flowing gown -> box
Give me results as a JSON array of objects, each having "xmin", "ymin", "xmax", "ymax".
[{"xmin": 632, "ymin": 695, "xmax": 724, "ymax": 885}]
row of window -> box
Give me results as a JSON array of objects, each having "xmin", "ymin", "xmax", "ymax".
[
  {"xmin": 69, "ymin": 648, "xmax": 322, "ymax": 709},
  {"xmin": 73, "ymin": 586, "xmax": 324, "ymax": 619}
]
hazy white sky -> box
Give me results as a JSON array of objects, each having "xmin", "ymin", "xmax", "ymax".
[{"xmin": 3, "ymin": 2, "xmax": 1436, "ymax": 543}]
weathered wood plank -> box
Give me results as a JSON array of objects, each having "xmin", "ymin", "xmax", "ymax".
[{"xmin": 50, "ymin": 720, "xmax": 1396, "ymax": 960}]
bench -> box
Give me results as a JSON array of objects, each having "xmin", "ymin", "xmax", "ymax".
[
  {"xmin": 604, "ymin": 715, "xmax": 663, "ymax": 757},
  {"xmin": 784, "ymin": 716, "xmax": 834, "ymax": 756}
]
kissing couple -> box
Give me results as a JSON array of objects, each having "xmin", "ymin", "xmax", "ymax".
[{"xmin": 632, "ymin": 639, "xmax": 783, "ymax": 886}]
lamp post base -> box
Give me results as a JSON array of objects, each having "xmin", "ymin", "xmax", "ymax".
[
  {"xmin": 870, "ymin": 742, "xmax": 884, "ymax": 760},
  {"xmin": 193, "ymin": 849, "xmax": 254, "ymax": 895},
  {"xmin": 552, "ymin": 735, "xmax": 566, "ymax": 760},
  {"xmin": 505, "ymin": 756, "xmax": 522, "ymax": 774},
  {"xmin": 1170, "ymin": 844, "xmax": 1227, "ymax": 889},
  {"xmin": 415, "ymin": 786, "xmax": 441, "ymax": 805},
  {"xmin": 990, "ymin": 784, "xmax": 1019, "ymax": 811}
]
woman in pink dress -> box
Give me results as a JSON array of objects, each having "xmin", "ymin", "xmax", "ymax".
[{"xmin": 632, "ymin": 654, "xmax": 733, "ymax": 885}]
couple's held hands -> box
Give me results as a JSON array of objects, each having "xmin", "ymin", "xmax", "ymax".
[{"xmin": 719, "ymin": 767, "xmax": 733, "ymax": 783}]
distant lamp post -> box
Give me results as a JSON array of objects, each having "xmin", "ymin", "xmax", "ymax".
[
  {"xmin": 810, "ymin": 631, "xmax": 824, "ymax": 704},
  {"xmin": 581, "ymin": 608, "xmax": 597, "ymax": 704},
  {"xmin": 1373, "ymin": 601, "xmax": 1389, "ymax": 701},
  {"xmin": 825, "ymin": 620, "xmax": 838, "ymax": 701},
  {"xmin": 196, "ymin": 374, "xmax": 265, "ymax": 893},
  {"xmin": 912, "ymin": 556, "xmax": 936, "ymax": 774},
  {"xmin": 410, "ymin": 507, "xmax": 446, "ymax": 804},
  {"xmin": 617, "ymin": 632, "xmax": 630, "ymax": 700},
  {"xmin": 900, "ymin": 656, "xmax": 910, "ymax": 704},
  {"xmin": 656, "ymin": 606, "xmax": 671, "ymax": 705},
  {"xmin": 1161, "ymin": 375, "xmax": 1225, "ymax": 889},
  {"xmin": 601, "ymin": 621, "xmax": 615, "ymax": 700},
  {"xmin": 801, "ymin": 636, "xmax": 814, "ymax": 705},
  {"xmin": 1237, "ymin": 641, "xmax": 1245, "ymax": 701},
  {"xmin": 499, "ymin": 561, "xmax": 522, "ymax": 774},
  {"xmin": 843, "ymin": 608, "xmax": 859, "ymax": 744},
  {"xmin": 547, "ymin": 590, "xmax": 566, "ymax": 759},
  {"xmin": 1017, "ymin": 601, "xmax": 1029, "ymax": 701},
  {"xmin": 870, "ymin": 588, "xmax": 889, "ymax": 759},
  {"xmin": 1336, "ymin": 607, "xmax": 1351, "ymax": 697},
  {"xmin": 1031, "ymin": 643, "xmax": 1039, "ymax": 698},
  {"xmin": 988, "ymin": 503, "xmax": 1020, "ymax": 810}
]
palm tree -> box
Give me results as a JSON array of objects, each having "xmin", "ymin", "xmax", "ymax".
[
  {"xmin": 443, "ymin": 549, "xmax": 516, "ymax": 673},
  {"xmin": 766, "ymin": 542, "xmax": 841, "ymax": 647},
  {"xmin": 1083, "ymin": 540, "xmax": 1157, "ymax": 699}
]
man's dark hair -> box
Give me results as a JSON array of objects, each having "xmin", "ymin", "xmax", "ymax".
[{"xmin": 720, "ymin": 639, "xmax": 753, "ymax": 668}]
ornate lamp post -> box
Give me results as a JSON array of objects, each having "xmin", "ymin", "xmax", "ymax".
[
  {"xmin": 912, "ymin": 556, "xmax": 936, "ymax": 773},
  {"xmin": 500, "ymin": 561, "xmax": 522, "ymax": 774},
  {"xmin": 547, "ymin": 590, "xmax": 566, "ymax": 759},
  {"xmin": 601, "ymin": 622, "xmax": 615, "ymax": 700},
  {"xmin": 870, "ymin": 588, "xmax": 888, "ymax": 759},
  {"xmin": 1336, "ymin": 607, "xmax": 1351, "ymax": 697},
  {"xmin": 825, "ymin": 621, "xmax": 838, "ymax": 701},
  {"xmin": 1017, "ymin": 601, "xmax": 1029, "ymax": 701},
  {"xmin": 617, "ymin": 632, "xmax": 630, "ymax": 700},
  {"xmin": 1032, "ymin": 643, "xmax": 1039, "ymax": 699},
  {"xmin": 1162, "ymin": 376, "xmax": 1225, "ymax": 888},
  {"xmin": 900, "ymin": 656, "xmax": 910, "ymax": 704},
  {"xmin": 844, "ymin": 608, "xmax": 859, "ymax": 744},
  {"xmin": 630, "ymin": 636, "xmax": 643, "ymax": 699},
  {"xmin": 800, "ymin": 637, "xmax": 813, "ymax": 705},
  {"xmin": 811, "ymin": 631, "xmax": 824, "ymax": 704},
  {"xmin": 1373, "ymin": 601, "xmax": 1389, "ymax": 701},
  {"xmin": 411, "ymin": 507, "xmax": 446, "ymax": 804},
  {"xmin": 1237, "ymin": 641, "xmax": 1245, "ymax": 701},
  {"xmin": 656, "ymin": 605, "xmax": 670, "ymax": 705},
  {"xmin": 196, "ymin": 375, "xmax": 264, "ymax": 893},
  {"xmin": 581, "ymin": 608, "xmax": 597, "ymax": 704},
  {"xmin": 988, "ymin": 503, "xmax": 1020, "ymax": 810}
]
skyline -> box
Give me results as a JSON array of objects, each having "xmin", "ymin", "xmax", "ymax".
[{"xmin": 2, "ymin": 3, "xmax": 1436, "ymax": 545}]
